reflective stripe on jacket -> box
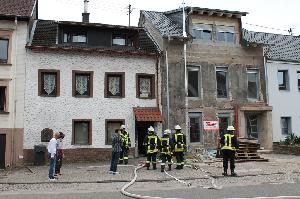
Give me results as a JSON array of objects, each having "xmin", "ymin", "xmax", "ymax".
[
  {"xmin": 147, "ymin": 135, "xmax": 158, "ymax": 153},
  {"xmin": 122, "ymin": 131, "xmax": 131, "ymax": 147},
  {"xmin": 174, "ymin": 133, "xmax": 185, "ymax": 152},
  {"xmin": 160, "ymin": 137, "xmax": 171, "ymax": 154},
  {"xmin": 221, "ymin": 134, "xmax": 235, "ymax": 150}
]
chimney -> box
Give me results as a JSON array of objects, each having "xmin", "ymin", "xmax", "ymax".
[{"xmin": 82, "ymin": 0, "xmax": 90, "ymax": 23}]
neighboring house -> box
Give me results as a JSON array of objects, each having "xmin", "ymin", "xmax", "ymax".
[
  {"xmin": 139, "ymin": 7, "xmax": 273, "ymax": 149},
  {"xmin": 24, "ymin": 19, "xmax": 162, "ymax": 163},
  {"xmin": 0, "ymin": 0, "xmax": 37, "ymax": 168},
  {"xmin": 243, "ymin": 30, "xmax": 300, "ymax": 142}
]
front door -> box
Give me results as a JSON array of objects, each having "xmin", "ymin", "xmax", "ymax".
[
  {"xmin": 0, "ymin": 134, "xmax": 6, "ymax": 169},
  {"xmin": 246, "ymin": 114, "xmax": 260, "ymax": 139},
  {"xmin": 136, "ymin": 122, "xmax": 154, "ymax": 156}
]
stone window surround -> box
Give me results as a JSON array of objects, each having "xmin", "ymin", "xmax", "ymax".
[
  {"xmin": 105, "ymin": 119, "xmax": 125, "ymax": 145},
  {"xmin": 246, "ymin": 69, "xmax": 260, "ymax": 100},
  {"xmin": 0, "ymin": 29, "xmax": 13, "ymax": 65},
  {"xmin": 136, "ymin": 73, "xmax": 155, "ymax": 99},
  {"xmin": 72, "ymin": 119, "xmax": 92, "ymax": 145},
  {"xmin": 72, "ymin": 70, "xmax": 94, "ymax": 98},
  {"xmin": 104, "ymin": 72, "xmax": 125, "ymax": 98},
  {"xmin": 187, "ymin": 65, "xmax": 201, "ymax": 99},
  {"xmin": 215, "ymin": 67, "xmax": 229, "ymax": 99},
  {"xmin": 0, "ymin": 79, "xmax": 9, "ymax": 113},
  {"xmin": 38, "ymin": 69, "xmax": 60, "ymax": 97}
]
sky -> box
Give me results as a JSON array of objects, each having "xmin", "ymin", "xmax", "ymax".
[{"xmin": 38, "ymin": 0, "xmax": 300, "ymax": 36}]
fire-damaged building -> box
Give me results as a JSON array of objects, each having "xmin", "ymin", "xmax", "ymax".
[{"xmin": 139, "ymin": 7, "xmax": 273, "ymax": 150}]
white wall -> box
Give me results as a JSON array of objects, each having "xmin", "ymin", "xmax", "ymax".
[
  {"xmin": 0, "ymin": 20, "xmax": 27, "ymax": 129},
  {"xmin": 24, "ymin": 51, "xmax": 162, "ymax": 149},
  {"xmin": 267, "ymin": 61, "xmax": 300, "ymax": 142}
]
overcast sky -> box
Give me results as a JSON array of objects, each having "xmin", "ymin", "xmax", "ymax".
[{"xmin": 38, "ymin": 0, "xmax": 300, "ymax": 35}]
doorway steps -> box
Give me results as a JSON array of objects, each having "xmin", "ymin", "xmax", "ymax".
[{"xmin": 236, "ymin": 141, "xmax": 268, "ymax": 162}]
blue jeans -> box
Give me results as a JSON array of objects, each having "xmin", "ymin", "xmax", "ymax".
[
  {"xmin": 48, "ymin": 153, "xmax": 56, "ymax": 179},
  {"xmin": 110, "ymin": 151, "xmax": 120, "ymax": 172}
]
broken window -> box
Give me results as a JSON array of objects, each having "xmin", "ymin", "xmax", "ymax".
[
  {"xmin": 72, "ymin": 71, "xmax": 93, "ymax": 97},
  {"xmin": 73, "ymin": 120, "xmax": 91, "ymax": 145},
  {"xmin": 297, "ymin": 71, "xmax": 300, "ymax": 91},
  {"xmin": 189, "ymin": 113, "xmax": 202, "ymax": 143},
  {"xmin": 278, "ymin": 70, "xmax": 289, "ymax": 90},
  {"xmin": 187, "ymin": 66, "xmax": 200, "ymax": 97},
  {"xmin": 0, "ymin": 38, "xmax": 9, "ymax": 63},
  {"xmin": 216, "ymin": 68, "xmax": 228, "ymax": 98},
  {"xmin": 216, "ymin": 26, "xmax": 235, "ymax": 43},
  {"xmin": 192, "ymin": 24, "xmax": 212, "ymax": 41},
  {"xmin": 0, "ymin": 86, "xmax": 6, "ymax": 112},
  {"xmin": 280, "ymin": 117, "xmax": 291, "ymax": 135},
  {"xmin": 247, "ymin": 70, "xmax": 259, "ymax": 99},
  {"xmin": 136, "ymin": 74, "xmax": 155, "ymax": 99},
  {"xmin": 218, "ymin": 113, "xmax": 230, "ymax": 138}
]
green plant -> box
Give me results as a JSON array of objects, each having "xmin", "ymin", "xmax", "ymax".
[{"xmin": 282, "ymin": 133, "xmax": 300, "ymax": 145}]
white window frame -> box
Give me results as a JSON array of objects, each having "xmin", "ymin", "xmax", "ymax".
[{"xmin": 280, "ymin": 117, "xmax": 291, "ymax": 135}]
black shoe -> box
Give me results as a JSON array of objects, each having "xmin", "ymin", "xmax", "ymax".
[
  {"xmin": 176, "ymin": 165, "xmax": 180, "ymax": 170},
  {"xmin": 180, "ymin": 165, "xmax": 184, "ymax": 170},
  {"xmin": 222, "ymin": 172, "xmax": 228, "ymax": 176},
  {"xmin": 153, "ymin": 164, "xmax": 157, "ymax": 170},
  {"xmin": 147, "ymin": 167, "xmax": 150, "ymax": 170},
  {"xmin": 231, "ymin": 170, "xmax": 237, "ymax": 176},
  {"xmin": 119, "ymin": 160, "xmax": 123, "ymax": 164},
  {"xmin": 168, "ymin": 165, "xmax": 171, "ymax": 171}
]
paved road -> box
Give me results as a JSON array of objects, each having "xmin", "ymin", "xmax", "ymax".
[{"xmin": 1, "ymin": 182, "xmax": 299, "ymax": 199}]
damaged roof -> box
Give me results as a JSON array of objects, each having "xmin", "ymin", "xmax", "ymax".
[
  {"xmin": 28, "ymin": 20, "xmax": 160, "ymax": 56},
  {"xmin": 0, "ymin": 0, "xmax": 36, "ymax": 18},
  {"xmin": 243, "ymin": 29, "xmax": 300, "ymax": 63},
  {"xmin": 140, "ymin": 6, "xmax": 247, "ymax": 39}
]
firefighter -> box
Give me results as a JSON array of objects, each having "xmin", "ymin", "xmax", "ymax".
[
  {"xmin": 159, "ymin": 129, "xmax": 173, "ymax": 172},
  {"xmin": 172, "ymin": 125, "xmax": 186, "ymax": 170},
  {"xmin": 144, "ymin": 126, "xmax": 160, "ymax": 170},
  {"xmin": 119, "ymin": 125, "xmax": 131, "ymax": 165},
  {"xmin": 220, "ymin": 125, "xmax": 239, "ymax": 176}
]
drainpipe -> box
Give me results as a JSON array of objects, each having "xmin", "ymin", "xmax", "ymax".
[
  {"xmin": 182, "ymin": 2, "xmax": 188, "ymax": 137},
  {"xmin": 235, "ymin": 105, "xmax": 239, "ymax": 138},
  {"xmin": 11, "ymin": 16, "xmax": 18, "ymax": 166},
  {"xmin": 155, "ymin": 54, "xmax": 159, "ymax": 108},
  {"xmin": 165, "ymin": 50, "xmax": 170, "ymax": 128},
  {"xmin": 263, "ymin": 49, "xmax": 269, "ymax": 104}
]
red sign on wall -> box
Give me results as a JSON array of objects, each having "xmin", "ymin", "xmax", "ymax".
[{"xmin": 203, "ymin": 121, "xmax": 219, "ymax": 130}]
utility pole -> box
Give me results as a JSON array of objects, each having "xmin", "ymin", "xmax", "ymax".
[{"xmin": 127, "ymin": 4, "xmax": 132, "ymax": 26}]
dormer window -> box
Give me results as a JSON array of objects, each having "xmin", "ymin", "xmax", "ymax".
[
  {"xmin": 216, "ymin": 26, "xmax": 235, "ymax": 43},
  {"xmin": 112, "ymin": 34, "xmax": 133, "ymax": 47},
  {"xmin": 63, "ymin": 31, "xmax": 87, "ymax": 43},
  {"xmin": 192, "ymin": 24, "xmax": 212, "ymax": 41}
]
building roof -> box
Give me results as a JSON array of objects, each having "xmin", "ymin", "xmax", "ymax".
[
  {"xmin": 133, "ymin": 107, "xmax": 163, "ymax": 122},
  {"xmin": 242, "ymin": 29, "xmax": 300, "ymax": 63},
  {"xmin": 0, "ymin": 0, "xmax": 36, "ymax": 18},
  {"xmin": 140, "ymin": 7, "xmax": 247, "ymax": 39},
  {"xmin": 28, "ymin": 20, "xmax": 160, "ymax": 56},
  {"xmin": 141, "ymin": 10, "xmax": 183, "ymax": 38}
]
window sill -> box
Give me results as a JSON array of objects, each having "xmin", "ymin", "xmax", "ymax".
[
  {"xmin": 73, "ymin": 95, "xmax": 93, "ymax": 98},
  {"xmin": 0, "ymin": 63, "xmax": 12, "ymax": 66},
  {"xmin": 39, "ymin": 95, "xmax": 59, "ymax": 97},
  {"xmin": 0, "ymin": 111, "xmax": 9, "ymax": 114},
  {"xmin": 105, "ymin": 96, "xmax": 124, "ymax": 99},
  {"xmin": 138, "ymin": 97, "xmax": 155, "ymax": 99}
]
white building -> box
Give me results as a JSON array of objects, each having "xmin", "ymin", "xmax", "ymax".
[
  {"xmin": 24, "ymin": 20, "xmax": 162, "ymax": 162},
  {"xmin": 0, "ymin": 0, "xmax": 37, "ymax": 168},
  {"xmin": 243, "ymin": 30, "xmax": 300, "ymax": 142}
]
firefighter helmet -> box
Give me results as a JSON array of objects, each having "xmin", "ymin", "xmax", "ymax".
[
  {"xmin": 174, "ymin": 125, "xmax": 181, "ymax": 130},
  {"xmin": 227, "ymin": 126, "xmax": 235, "ymax": 131}
]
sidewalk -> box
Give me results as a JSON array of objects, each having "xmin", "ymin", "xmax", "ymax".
[{"xmin": 0, "ymin": 154, "xmax": 299, "ymax": 185}]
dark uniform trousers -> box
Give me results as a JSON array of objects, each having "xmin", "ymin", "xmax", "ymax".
[
  {"xmin": 119, "ymin": 147, "xmax": 129, "ymax": 164},
  {"xmin": 175, "ymin": 152, "xmax": 184, "ymax": 166},
  {"xmin": 146, "ymin": 152, "xmax": 157, "ymax": 166},
  {"xmin": 222, "ymin": 149, "xmax": 235, "ymax": 171},
  {"xmin": 161, "ymin": 153, "xmax": 172, "ymax": 166}
]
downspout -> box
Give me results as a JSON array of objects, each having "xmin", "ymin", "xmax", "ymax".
[
  {"xmin": 165, "ymin": 50, "xmax": 170, "ymax": 128},
  {"xmin": 182, "ymin": 2, "xmax": 188, "ymax": 138},
  {"xmin": 155, "ymin": 54, "xmax": 159, "ymax": 108},
  {"xmin": 263, "ymin": 48, "xmax": 269, "ymax": 104},
  {"xmin": 235, "ymin": 105, "xmax": 239, "ymax": 138},
  {"xmin": 11, "ymin": 16, "xmax": 18, "ymax": 166}
]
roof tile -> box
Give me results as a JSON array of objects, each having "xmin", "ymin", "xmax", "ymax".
[{"xmin": 0, "ymin": 0, "xmax": 36, "ymax": 17}]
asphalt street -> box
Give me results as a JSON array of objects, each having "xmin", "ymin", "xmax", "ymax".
[{"xmin": 0, "ymin": 182, "xmax": 299, "ymax": 199}]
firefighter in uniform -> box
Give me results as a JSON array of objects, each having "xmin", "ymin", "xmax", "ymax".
[
  {"xmin": 220, "ymin": 125, "xmax": 239, "ymax": 176},
  {"xmin": 159, "ymin": 129, "xmax": 172, "ymax": 172},
  {"xmin": 144, "ymin": 126, "xmax": 160, "ymax": 170},
  {"xmin": 119, "ymin": 125, "xmax": 131, "ymax": 165},
  {"xmin": 172, "ymin": 125, "xmax": 186, "ymax": 170}
]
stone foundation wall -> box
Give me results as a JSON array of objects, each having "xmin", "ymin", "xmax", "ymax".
[{"xmin": 273, "ymin": 143, "xmax": 300, "ymax": 155}]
